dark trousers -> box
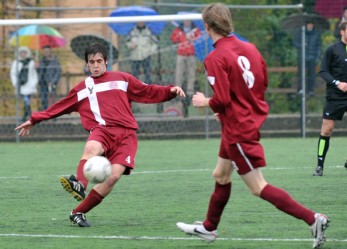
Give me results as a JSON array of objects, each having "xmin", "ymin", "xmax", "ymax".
[
  {"xmin": 298, "ymin": 59, "xmax": 316, "ymax": 94},
  {"xmin": 131, "ymin": 57, "xmax": 151, "ymax": 84},
  {"xmin": 21, "ymin": 94, "xmax": 31, "ymax": 121},
  {"xmin": 40, "ymin": 84, "xmax": 48, "ymax": 110},
  {"xmin": 39, "ymin": 82, "xmax": 57, "ymax": 110}
]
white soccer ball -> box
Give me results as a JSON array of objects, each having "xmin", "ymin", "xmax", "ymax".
[{"xmin": 83, "ymin": 156, "xmax": 111, "ymax": 183}]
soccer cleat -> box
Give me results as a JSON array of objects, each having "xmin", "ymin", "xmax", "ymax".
[
  {"xmin": 312, "ymin": 166, "xmax": 323, "ymax": 176},
  {"xmin": 311, "ymin": 213, "xmax": 330, "ymax": 249},
  {"xmin": 344, "ymin": 160, "xmax": 347, "ymax": 169},
  {"xmin": 176, "ymin": 221, "xmax": 218, "ymax": 243},
  {"xmin": 60, "ymin": 175, "xmax": 86, "ymax": 201},
  {"xmin": 69, "ymin": 212, "xmax": 90, "ymax": 227}
]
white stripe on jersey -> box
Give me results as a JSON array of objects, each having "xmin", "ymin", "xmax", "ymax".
[
  {"xmin": 76, "ymin": 77, "xmax": 129, "ymax": 126},
  {"xmin": 236, "ymin": 143, "xmax": 254, "ymax": 171},
  {"xmin": 207, "ymin": 76, "xmax": 215, "ymax": 86},
  {"xmin": 77, "ymin": 79, "xmax": 128, "ymax": 101}
]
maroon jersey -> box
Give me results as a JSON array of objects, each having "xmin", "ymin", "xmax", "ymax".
[
  {"xmin": 30, "ymin": 71, "xmax": 176, "ymax": 131},
  {"xmin": 205, "ymin": 35, "xmax": 269, "ymax": 143}
]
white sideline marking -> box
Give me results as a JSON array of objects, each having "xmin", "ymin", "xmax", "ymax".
[
  {"xmin": 0, "ymin": 233, "xmax": 346, "ymax": 242},
  {"xmin": 0, "ymin": 165, "xmax": 345, "ymax": 180},
  {"xmin": 132, "ymin": 169, "xmax": 211, "ymax": 174},
  {"xmin": 0, "ymin": 176, "xmax": 30, "ymax": 179}
]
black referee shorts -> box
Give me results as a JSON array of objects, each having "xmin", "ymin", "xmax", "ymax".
[{"xmin": 322, "ymin": 99, "xmax": 347, "ymax": 120}]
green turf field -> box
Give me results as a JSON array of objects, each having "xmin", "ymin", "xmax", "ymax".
[{"xmin": 1, "ymin": 137, "xmax": 346, "ymax": 249}]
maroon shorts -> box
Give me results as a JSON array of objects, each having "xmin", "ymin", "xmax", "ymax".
[
  {"xmin": 88, "ymin": 125, "xmax": 137, "ymax": 175},
  {"xmin": 219, "ymin": 139, "xmax": 266, "ymax": 175}
]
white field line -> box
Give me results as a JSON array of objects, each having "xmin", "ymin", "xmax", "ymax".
[
  {"xmin": 132, "ymin": 169, "xmax": 211, "ymax": 174},
  {"xmin": 0, "ymin": 176, "xmax": 31, "ymax": 179},
  {"xmin": 0, "ymin": 233, "xmax": 346, "ymax": 242},
  {"xmin": 0, "ymin": 165, "xmax": 344, "ymax": 179}
]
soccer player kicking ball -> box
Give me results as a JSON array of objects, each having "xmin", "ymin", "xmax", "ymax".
[
  {"xmin": 175, "ymin": 3, "xmax": 330, "ymax": 249},
  {"xmin": 15, "ymin": 43, "xmax": 185, "ymax": 227}
]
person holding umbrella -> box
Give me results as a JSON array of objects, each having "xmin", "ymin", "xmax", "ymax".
[
  {"xmin": 294, "ymin": 21, "xmax": 322, "ymax": 96},
  {"xmin": 126, "ymin": 21, "xmax": 158, "ymax": 84},
  {"xmin": 15, "ymin": 42, "xmax": 185, "ymax": 227},
  {"xmin": 36, "ymin": 45, "xmax": 62, "ymax": 110},
  {"xmin": 10, "ymin": 46, "xmax": 38, "ymax": 121},
  {"xmin": 170, "ymin": 19, "xmax": 202, "ymax": 115}
]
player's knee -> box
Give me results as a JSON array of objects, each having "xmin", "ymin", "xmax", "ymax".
[
  {"xmin": 321, "ymin": 128, "xmax": 333, "ymax": 136},
  {"xmin": 83, "ymin": 149, "xmax": 101, "ymax": 159},
  {"xmin": 248, "ymin": 182, "xmax": 267, "ymax": 197},
  {"xmin": 83, "ymin": 141, "xmax": 103, "ymax": 158},
  {"xmin": 105, "ymin": 173, "xmax": 121, "ymax": 186},
  {"xmin": 212, "ymin": 170, "xmax": 231, "ymax": 185},
  {"xmin": 321, "ymin": 120, "xmax": 335, "ymax": 136}
]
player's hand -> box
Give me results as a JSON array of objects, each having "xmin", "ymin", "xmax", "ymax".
[
  {"xmin": 170, "ymin": 86, "xmax": 186, "ymax": 98},
  {"xmin": 192, "ymin": 92, "xmax": 210, "ymax": 107},
  {"xmin": 338, "ymin": 82, "xmax": 347, "ymax": 92},
  {"xmin": 14, "ymin": 120, "xmax": 34, "ymax": 136}
]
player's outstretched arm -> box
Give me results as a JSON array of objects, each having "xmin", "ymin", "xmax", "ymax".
[
  {"xmin": 14, "ymin": 120, "xmax": 34, "ymax": 136},
  {"xmin": 170, "ymin": 86, "xmax": 186, "ymax": 98}
]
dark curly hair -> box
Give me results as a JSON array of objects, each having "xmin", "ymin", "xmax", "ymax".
[{"xmin": 84, "ymin": 43, "xmax": 108, "ymax": 63}]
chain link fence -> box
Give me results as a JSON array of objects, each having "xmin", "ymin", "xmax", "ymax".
[{"xmin": 0, "ymin": 2, "xmax": 338, "ymax": 141}]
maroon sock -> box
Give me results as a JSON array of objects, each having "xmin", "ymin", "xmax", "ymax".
[
  {"xmin": 76, "ymin": 159, "xmax": 88, "ymax": 190},
  {"xmin": 72, "ymin": 189, "xmax": 104, "ymax": 214},
  {"xmin": 260, "ymin": 184, "xmax": 315, "ymax": 225},
  {"xmin": 203, "ymin": 182, "xmax": 231, "ymax": 231}
]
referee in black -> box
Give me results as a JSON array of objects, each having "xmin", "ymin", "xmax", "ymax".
[{"xmin": 313, "ymin": 21, "xmax": 347, "ymax": 176}]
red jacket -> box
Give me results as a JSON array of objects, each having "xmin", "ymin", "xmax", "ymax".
[{"xmin": 170, "ymin": 26, "xmax": 202, "ymax": 56}]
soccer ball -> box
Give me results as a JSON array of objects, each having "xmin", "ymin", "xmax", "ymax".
[{"xmin": 83, "ymin": 156, "xmax": 111, "ymax": 183}]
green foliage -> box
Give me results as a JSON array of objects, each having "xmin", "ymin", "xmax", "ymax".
[
  {"xmin": 0, "ymin": 72, "xmax": 16, "ymax": 116},
  {"xmin": 0, "ymin": 1, "xmax": 332, "ymax": 115}
]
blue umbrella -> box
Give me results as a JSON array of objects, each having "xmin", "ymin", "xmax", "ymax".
[
  {"xmin": 108, "ymin": 6, "xmax": 167, "ymax": 36},
  {"xmin": 194, "ymin": 32, "xmax": 248, "ymax": 62}
]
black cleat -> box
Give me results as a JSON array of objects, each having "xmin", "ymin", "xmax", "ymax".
[
  {"xmin": 313, "ymin": 166, "xmax": 323, "ymax": 176},
  {"xmin": 69, "ymin": 212, "xmax": 90, "ymax": 227},
  {"xmin": 60, "ymin": 175, "xmax": 86, "ymax": 201},
  {"xmin": 344, "ymin": 160, "xmax": 347, "ymax": 169}
]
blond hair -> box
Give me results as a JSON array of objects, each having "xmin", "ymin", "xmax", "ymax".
[{"xmin": 202, "ymin": 3, "xmax": 234, "ymax": 37}]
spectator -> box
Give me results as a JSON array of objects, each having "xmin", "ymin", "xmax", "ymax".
[
  {"xmin": 126, "ymin": 22, "xmax": 158, "ymax": 84},
  {"xmin": 334, "ymin": 6, "xmax": 347, "ymax": 40},
  {"xmin": 37, "ymin": 45, "xmax": 62, "ymax": 110},
  {"xmin": 170, "ymin": 20, "xmax": 202, "ymax": 98},
  {"xmin": 10, "ymin": 46, "xmax": 38, "ymax": 121},
  {"xmin": 294, "ymin": 21, "xmax": 322, "ymax": 96}
]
